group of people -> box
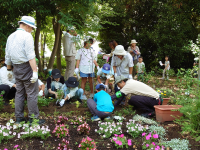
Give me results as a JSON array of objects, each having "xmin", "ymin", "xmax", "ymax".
[{"xmin": 0, "ymin": 15, "xmax": 169, "ymax": 124}]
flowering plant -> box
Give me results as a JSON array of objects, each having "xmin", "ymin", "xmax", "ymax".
[
  {"xmin": 111, "ymin": 134, "xmax": 132, "ymax": 149},
  {"xmin": 157, "ymin": 89, "xmax": 172, "ymax": 98},
  {"xmin": 14, "ymin": 145, "xmax": 20, "ymax": 150},
  {"xmin": 77, "ymin": 122, "xmax": 90, "ymax": 135},
  {"xmin": 0, "ymin": 91, "xmax": 5, "ymax": 111},
  {"xmin": 142, "ymin": 131, "xmax": 165, "ymax": 150},
  {"xmin": 9, "ymin": 99, "xmax": 15, "ymax": 109},
  {"xmin": 0, "ymin": 124, "xmax": 14, "ymax": 143},
  {"xmin": 96, "ymin": 121, "xmax": 122, "ymax": 138},
  {"xmin": 126, "ymin": 119, "xmax": 148, "ymax": 138},
  {"xmin": 69, "ymin": 116, "xmax": 84, "ymax": 125},
  {"xmin": 52, "ymin": 124, "xmax": 69, "ymax": 138},
  {"xmin": 133, "ymin": 114, "xmax": 158, "ymax": 125},
  {"xmin": 55, "ymin": 116, "xmax": 68, "ymax": 125},
  {"xmin": 57, "ymin": 138, "xmax": 72, "ymax": 150},
  {"xmin": 78, "ymin": 136, "xmax": 97, "ymax": 150},
  {"xmin": 20, "ymin": 124, "xmax": 51, "ymax": 140}
]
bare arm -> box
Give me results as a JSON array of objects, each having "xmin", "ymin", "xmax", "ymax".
[
  {"xmin": 129, "ymin": 67, "xmax": 133, "ymax": 74},
  {"xmin": 76, "ymin": 60, "xmax": 80, "ymax": 68},
  {"xmin": 97, "ymin": 75, "xmax": 102, "ymax": 84},
  {"xmin": 29, "ymin": 58, "xmax": 37, "ymax": 72},
  {"xmin": 113, "ymin": 66, "xmax": 117, "ymax": 73},
  {"xmin": 93, "ymin": 60, "xmax": 99, "ymax": 67},
  {"xmin": 105, "ymin": 79, "xmax": 109, "ymax": 85},
  {"xmin": 41, "ymin": 84, "xmax": 45, "ymax": 91}
]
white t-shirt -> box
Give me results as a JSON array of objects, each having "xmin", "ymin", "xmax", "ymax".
[
  {"xmin": 38, "ymin": 79, "xmax": 44, "ymax": 86},
  {"xmin": 0, "ymin": 66, "xmax": 15, "ymax": 88},
  {"xmin": 120, "ymin": 79, "xmax": 159, "ymax": 99},
  {"xmin": 165, "ymin": 61, "xmax": 170, "ymax": 70},
  {"xmin": 136, "ymin": 62, "xmax": 145, "ymax": 73}
]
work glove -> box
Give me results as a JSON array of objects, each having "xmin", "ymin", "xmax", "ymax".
[
  {"xmin": 114, "ymin": 73, "xmax": 118, "ymax": 78},
  {"xmin": 128, "ymin": 74, "xmax": 133, "ymax": 79},
  {"xmin": 74, "ymin": 68, "xmax": 79, "ymax": 74},
  {"xmin": 7, "ymin": 71, "xmax": 13, "ymax": 79},
  {"xmin": 38, "ymin": 90, "xmax": 43, "ymax": 96},
  {"xmin": 59, "ymin": 99, "xmax": 65, "ymax": 107},
  {"xmin": 30, "ymin": 71, "xmax": 38, "ymax": 83},
  {"xmin": 97, "ymin": 66, "xmax": 100, "ymax": 71}
]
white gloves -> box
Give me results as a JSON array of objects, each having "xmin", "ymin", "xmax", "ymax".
[
  {"xmin": 105, "ymin": 84, "xmax": 108, "ymax": 89},
  {"xmin": 38, "ymin": 90, "xmax": 43, "ymax": 96},
  {"xmin": 59, "ymin": 99, "xmax": 65, "ymax": 107},
  {"xmin": 114, "ymin": 73, "xmax": 118, "ymax": 78},
  {"xmin": 128, "ymin": 74, "xmax": 133, "ymax": 79},
  {"xmin": 97, "ymin": 66, "xmax": 100, "ymax": 71},
  {"xmin": 7, "ymin": 71, "xmax": 13, "ymax": 79},
  {"xmin": 30, "ymin": 72, "xmax": 38, "ymax": 83},
  {"xmin": 74, "ymin": 68, "xmax": 79, "ymax": 74}
]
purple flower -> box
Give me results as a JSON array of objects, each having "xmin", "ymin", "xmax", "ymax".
[
  {"xmin": 153, "ymin": 134, "xmax": 159, "ymax": 139},
  {"xmin": 142, "ymin": 132, "xmax": 146, "ymax": 136},
  {"xmin": 146, "ymin": 135, "xmax": 151, "ymax": 140}
]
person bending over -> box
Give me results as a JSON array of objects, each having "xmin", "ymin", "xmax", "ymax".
[
  {"xmin": 57, "ymin": 77, "xmax": 84, "ymax": 107},
  {"xmin": 87, "ymin": 84, "xmax": 114, "ymax": 121},
  {"xmin": 111, "ymin": 75, "xmax": 161, "ymax": 118}
]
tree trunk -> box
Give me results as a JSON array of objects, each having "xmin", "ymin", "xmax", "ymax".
[
  {"xmin": 47, "ymin": 17, "xmax": 61, "ymax": 69},
  {"xmin": 43, "ymin": 34, "xmax": 46, "ymax": 69},
  {"xmin": 56, "ymin": 29, "xmax": 62, "ymax": 71},
  {"xmin": 35, "ymin": 11, "xmax": 42, "ymax": 72}
]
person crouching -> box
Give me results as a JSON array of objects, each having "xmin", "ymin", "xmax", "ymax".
[
  {"xmin": 57, "ymin": 77, "xmax": 83, "ymax": 107},
  {"xmin": 87, "ymin": 84, "xmax": 114, "ymax": 121}
]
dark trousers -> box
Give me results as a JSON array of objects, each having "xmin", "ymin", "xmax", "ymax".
[
  {"xmin": 128, "ymin": 95, "xmax": 159, "ymax": 113},
  {"xmin": 13, "ymin": 62, "xmax": 39, "ymax": 118},
  {"xmin": 0, "ymin": 84, "xmax": 16, "ymax": 100},
  {"xmin": 87, "ymin": 98, "xmax": 111, "ymax": 118}
]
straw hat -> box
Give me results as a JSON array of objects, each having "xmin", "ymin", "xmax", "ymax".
[
  {"xmin": 112, "ymin": 45, "xmax": 127, "ymax": 56},
  {"xmin": 130, "ymin": 39, "xmax": 138, "ymax": 44}
]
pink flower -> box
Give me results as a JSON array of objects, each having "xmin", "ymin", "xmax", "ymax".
[
  {"xmin": 4, "ymin": 149, "xmax": 8, "ymax": 150},
  {"xmin": 142, "ymin": 132, "xmax": 146, "ymax": 136},
  {"xmin": 152, "ymin": 142, "xmax": 155, "ymax": 145},
  {"xmin": 156, "ymin": 145, "xmax": 160, "ymax": 149},
  {"xmin": 114, "ymin": 134, "xmax": 118, "ymax": 137},
  {"xmin": 14, "ymin": 145, "xmax": 19, "ymax": 148},
  {"xmin": 146, "ymin": 135, "xmax": 151, "ymax": 140},
  {"xmin": 146, "ymin": 144, "xmax": 149, "ymax": 147},
  {"xmin": 118, "ymin": 141, "xmax": 122, "ymax": 145},
  {"xmin": 153, "ymin": 134, "xmax": 159, "ymax": 139},
  {"xmin": 128, "ymin": 139, "xmax": 132, "ymax": 146},
  {"xmin": 119, "ymin": 134, "xmax": 124, "ymax": 138}
]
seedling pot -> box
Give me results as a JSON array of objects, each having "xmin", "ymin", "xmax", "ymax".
[
  {"xmin": 162, "ymin": 98, "xmax": 170, "ymax": 105},
  {"xmin": 154, "ymin": 105, "xmax": 183, "ymax": 122}
]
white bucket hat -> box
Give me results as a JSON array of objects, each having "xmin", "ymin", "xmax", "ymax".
[
  {"xmin": 113, "ymin": 45, "xmax": 127, "ymax": 56},
  {"xmin": 130, "ymin": 39, "xmax": 137, "ymax": 44},
  {"xmin": 18, "ymin": 16, "xmax": 37, "ymax": 29}
]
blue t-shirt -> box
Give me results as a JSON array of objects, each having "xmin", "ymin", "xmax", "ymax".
[{"xmin": 93, "ymin": 90, "xmax": 114, "ymax": 112}]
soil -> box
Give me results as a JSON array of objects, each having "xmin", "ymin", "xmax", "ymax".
[{"xmin": 0, "ymin": 77, "xmax": 200, "ymax": 150}]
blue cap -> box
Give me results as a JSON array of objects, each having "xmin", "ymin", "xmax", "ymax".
[
  {"xmin": 96, "ymin": 84, "xmax": 105, "ymax": 90},
  {"xmin": 102, "ymin": 63, "xmax": 111, "ymax": 74}
]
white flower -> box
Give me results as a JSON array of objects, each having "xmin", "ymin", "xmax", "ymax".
[
  {"xmin": 103, "ymin": 135, "xmax": 106, "ymax": 138},
  {"xmin": 19, "ymin": 124, "xmax": 22, "ymax": 128},
  {"xmin": 13, "ymin": 132, "xmax": 16, "ymax": 135},
  {"xmin": 9, "ymin": 131, "xmax": 12, "ymax": 134},
  {"xmin": 95, "ymin": 129, "xmax": 97, "ymax": 132},
  {"xmin": 6, "ymin": 122, "xmax": 10, "ymax": 127},
  {"xmin": 13, "ymin": 125, "xmax": 17, "ymax": 129},
  {"xmin": 10, "ymin": 119, "xmax": 14, "ymax": 123}
]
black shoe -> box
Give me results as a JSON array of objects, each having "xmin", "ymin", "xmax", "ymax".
[
  {"xmin": 29, "ymin": 118, "xmax": 45, "ymax": 125},
  {"xmin": 141, "ymin": 112, "xmax": 155, "ymax": 118},
  {"xmin": 16, "ymin": 117, "xmax": 26, "ymax": 124}
]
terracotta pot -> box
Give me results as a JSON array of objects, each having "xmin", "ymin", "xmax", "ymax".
[
  {"xmin": 154, "ymin": 105, "xmax": 183, "ymax": 122},
  {"xmin": 162, "ymin": 98, "xmax": 170, "ymax": 105}
]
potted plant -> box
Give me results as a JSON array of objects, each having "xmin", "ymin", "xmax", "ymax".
[{"xmin": 157, "ymin": 89, "xmax": 173, "ymax": 105}]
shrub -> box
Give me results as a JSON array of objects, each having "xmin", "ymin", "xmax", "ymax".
[
  {"xmin": 78, "ymin": 136, "xmax": 97, "ymax": 150},
  {"xmin": 77, "ymin": 122, "xmax": 90, "ymax": 135}
]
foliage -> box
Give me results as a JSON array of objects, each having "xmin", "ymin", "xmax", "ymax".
[
  {"xmin": 142, "ymin": 131, "xmax": 165, "ymax": 150},
  {"xmin": 0, "ymin": 91, "xmax": 5, "ymax": 111},
  {"xmin": 75, "ymin": 101, "xmax": 81, "ymax": 108},
  {"xmin": 96, "ymin": 121, "xmax": 122, "ymax": 138},
  {"xmin": 0, "ymin": 125, "xmax": 14, "ymax": 143},
  {"xmin": 55, "ymin": 116, "xmax": 68, "ymax": 125},
  {"xmin": 78, "ymin": 136, "xmax": 97, "ymax": 150},
  {"xmin": 97, "ymin": 54, "xmax": 107, "ymax": 68},
  {"xmin": 114, "ymin": 106, "xmax": 135, "ymax": 117},
  {"xmin": 57, "ymin": 90, "xmax": 64, "ymax": 100},
  {"xmin": 77, "ymin": 122, "xmax": 90, "ymax": 135},
  {"xmin": 126, "ymin": 120, "xmax": 147, "ymax": 138},
  {"xmin": 38, "ymin": 96, "xmax": 50, "ymax": 108},
  {"xmin": 133, "ymin": 115, "xmax": 158, "ymax": 125},
  {"xmin": 52, "ymin": 124, "xmax": 69, "ymax": 138},
  {"xmin": 69, "ymin": 116, "xmax": 84, "ymax": 125},
  {"xmin": 9, "ymin": 99, "xmax": 15, "ymax": 109},
  {"xmin": 57, "ymin": 139, "xmax": 72, "ymax": 150},
  {"xmin": 148, "ymin": 125, "xmax": 166, "ymax": 141},
  {"xmin": 163, "ymin": 138, "xmax": 190, "ymax": 150},
  {"xmin": 111, "ymin": 134, "xmax": 132, "ymax": 149},
  {"xmin": 157, "ymin": 89, "xmax": 173, "ymax": 98}
]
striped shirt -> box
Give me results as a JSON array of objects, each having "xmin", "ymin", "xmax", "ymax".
[
  {"xmin": 5, "ymin": 28, "xmax": 35, "ymax": 65},
  {"xmin": 120, "ymin": 79, "xmax": 159, "ymax": 99}
]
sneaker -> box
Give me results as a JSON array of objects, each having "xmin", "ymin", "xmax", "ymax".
[
  {"xmin": 78, "ymin": 99, "xmax": 83, "ymax": 104},
  {"xmin": 141, "ymin": 112, "xmax": 155, "ymax": 118},
  {"xmin": 81, "ymin": 95, "xmax": 87, "ymax": 100},
  {"xmin": 15, "ymin": 117, "xmax": 26, "ymax": 124},
  {"xmin": 89, "ymin": 94, "xmax": 94, "ymax": 98},
  {"xmin": 105, "ymin": 116, "xmax": 110, "ymax": 120},
  {"xmin": 28, "ymin": 118, "xmax": 45, "ymax": 125},
  {"xmin": 91, "ymin": 115, "xmax": 100, "ymax": 121}
]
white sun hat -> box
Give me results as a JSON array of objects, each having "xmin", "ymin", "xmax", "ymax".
[
  {"xmin": 112, "ymin": 45, "xmax": 127, "ymax": 56},
  {"xmin": 18, "ymin": 16, "xmax": 37, "ymax": 29},
  {"xmin": 130, "ymin": 39, "xmax": 138, "ymax": 44}
]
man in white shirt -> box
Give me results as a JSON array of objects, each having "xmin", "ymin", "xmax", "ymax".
[
  {"xmin": 5, "ymin": 16, "xmax": 44, "ymax": 124},
  {"xmin": 63, "ymin": 28, "xmax": 78, "ymax": 80},
  {"xmin": 111, "ymin": 75, "xmax": 161, "ymax": 118},
  {"xmin": 0, "ymin": 64, "xmax": 16, "ymax": 102}
]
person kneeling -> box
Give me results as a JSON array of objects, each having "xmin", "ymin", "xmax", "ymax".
[
  {"xmin": 87, "ymin": 84, "xmax": 114, "ymax": 121},
  {"xmin": 57, "ymin": 77, "xmax": 83, "ymax": 107}
]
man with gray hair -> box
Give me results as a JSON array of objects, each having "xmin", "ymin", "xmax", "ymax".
[
  {"xmin": 5, "ymin": 16, "xmax": 45, "ymax": 124},
  {"xmin": 63, "ymin": 27, "xmax": 78, "ymax": 80}
]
